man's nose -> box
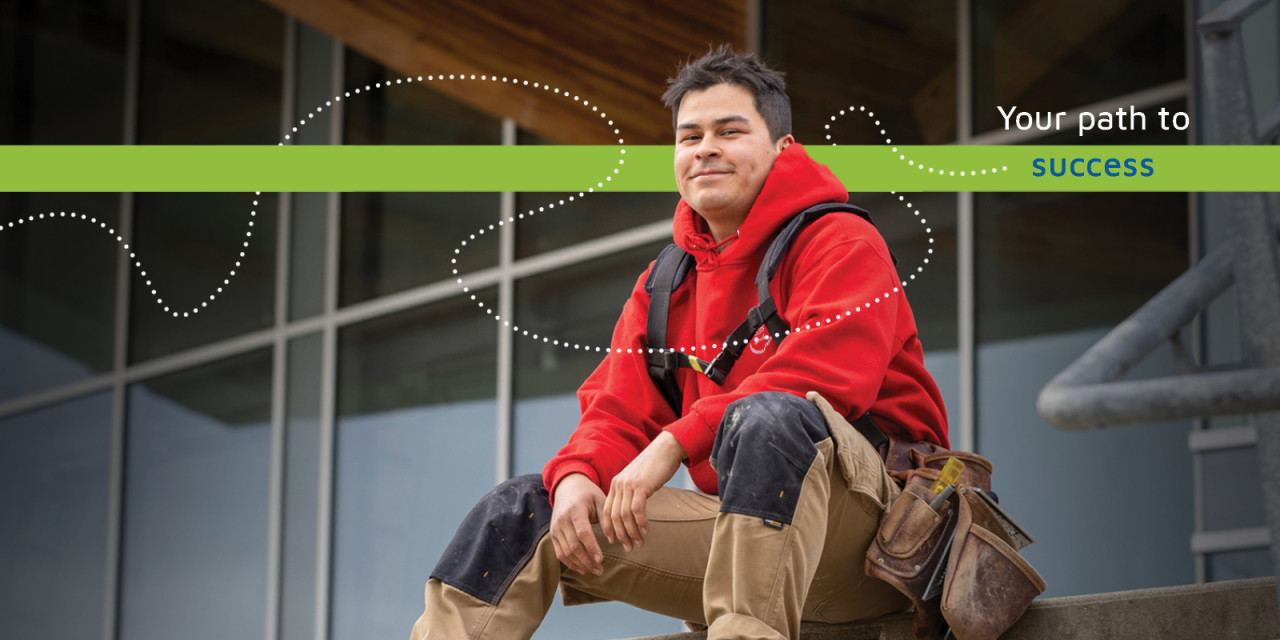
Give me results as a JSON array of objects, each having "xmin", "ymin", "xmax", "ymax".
[{"xmin": 694, "ymin": 137, "xmax": 721, "ymax": 161}]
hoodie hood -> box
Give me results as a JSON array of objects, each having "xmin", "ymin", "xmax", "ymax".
[{"xmin": 672, "ymin": 143, "xmax": 848, "ymax": 269}]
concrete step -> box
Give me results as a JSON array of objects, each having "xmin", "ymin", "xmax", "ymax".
[{"xmin": 619, "ymin": 577, "xmax": 1278, "ymax": 640}]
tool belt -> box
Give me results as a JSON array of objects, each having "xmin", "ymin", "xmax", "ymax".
[{"xmin": 859, "ymin": 425, "xmax": 1046, "ymax": 640}]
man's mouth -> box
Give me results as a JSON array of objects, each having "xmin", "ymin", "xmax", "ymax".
[{"xmin": 691, "ymin": 169, "xmax": 731, "ymax": 180}]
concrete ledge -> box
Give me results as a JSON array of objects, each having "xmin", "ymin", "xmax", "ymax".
[{"xmin": 619, "ymin": 578, "xmax": 1279, "ymax": 640}]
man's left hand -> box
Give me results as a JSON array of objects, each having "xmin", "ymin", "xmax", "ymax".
[{"xmin": 601, "ymin": 431, "xmax": 686, "ymax": 552}]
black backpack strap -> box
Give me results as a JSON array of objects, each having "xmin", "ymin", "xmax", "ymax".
[{"xmin": 644, "ymin": 244, "xmax": 695, "ymax": 415}]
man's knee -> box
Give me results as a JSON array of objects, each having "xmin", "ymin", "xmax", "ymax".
[
  {"xmin": 714, "ymin": 391, "xmax": 828, "ymax": 459},
  {"xmin": 710, "ymin": 392, "xmax": 831, "ymax": 524},
  {"xmin": 430, "ymin": 474, "xmax": 551, "ymax": 605}
]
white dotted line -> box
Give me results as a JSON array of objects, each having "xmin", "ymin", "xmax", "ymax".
[
  {"xmin": 1, "ymin": 198, "xmax": 258, "ymax": 319},
  {"xmin": 444, "ymin": 75, "xmax": 627, "ymax": 353},
  {"xmin": 826, "ymin": 106, "xmax": 1008, "ymax": 177}
]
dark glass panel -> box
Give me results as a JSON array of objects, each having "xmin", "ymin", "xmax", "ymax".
[
  {"xmin": 973, "ymin": 0, "xmax": 1184, "ymax": 134},
  {"xmin": 340, "ymin": 51, "xmax": 501, "ymax": 306},
  {"xmin": 121, "ymin": 349, "xmax": 273, "ymax": 640},
  {"xmin": 764, "ymin": 0, "xmax": 958, "ymax": 144},
  {"xmin": 332, "ymin": 291, "xmax": 497, "ymax": 640},
  {"xmin": 0, "ymin": 0, "xmax": 126, "ymax": 398},
  {"xmin": 0, "ymin": 392, "xmax": 111, "ymax": 639},
  {"xmin": 0, "ymin": 196, "xmax": 119, "ymax": 400}
]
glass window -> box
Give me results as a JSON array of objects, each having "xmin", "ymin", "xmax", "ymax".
[
  {"xmin": 976, "ymin": 102, "xmax": 1189, "ymax": 345},
  {"xmin": 1206, "ymin": 548, "xmax": 1274, "ymax": 581},
  {"xmin": 0, "ymin": 195, "xmax": 119, "ymax": 401},
  {"xmin": 975, "ymin": 190, "xmax": 1187, "ymax": 343},
  {"xmin": 331, "ymin": 291, "xmax": 498, "ymax": 640},
  {"xmin": 974, "ymin": 101, "xmax": 1195, "ymax": 594},
  {"xmin": 137, "ymin": 0, "xmax": 283, "ymax": 146},
  {"xmin": 340, "ymin": 51, "xmax": 501, "ymax": 306},
  {"xmin": 128, "ymin": 0, "xmax": 283, "ymax": 362},
  {"xmin": 972, "ymin": 0, "xmax": 1184, "ymax": 135},
  {"xmin": 515, "ymin": 129, "xmax": 676, "ymax": 259},
  {"xmin": 0, "ymin": 0, "xmax": 126, "ymax": 400},
  {"xmin": 127, "ymin": 193, "xmax": 278, "ymax": 362},
  {"xmin": 973, "ymin": 98, "xmax": 1194, "ymax": 596},
  {"xmin": 0, "ymin": 392, "xmax": 111, "ymax": 640},
  {"xmin": 514, "ymin": 191, "xmax": 676, "ymax": 260},
  {"xmin": 1202, "ymin": 447, "xmax": 1266, "ymax": 532},
  {"xmin": 120, "ymin": 349, "xmax": 273, "ymax": 640},
  {"xmin": 764, "ymin": 0, "xmax": 958, "ymax": 144},
  {"xmin": 0, "ymin": 0, "xmax": 127, "ymax": 145}
]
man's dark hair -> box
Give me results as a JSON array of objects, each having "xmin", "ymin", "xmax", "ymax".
[{"xmin": 662, "ymin": 45, "xmax": 792, "ymax": 142}]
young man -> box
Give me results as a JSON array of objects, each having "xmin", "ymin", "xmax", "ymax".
[{"xmin": 412, "ymin": 46, "xmax": 948, "ymax": 640}]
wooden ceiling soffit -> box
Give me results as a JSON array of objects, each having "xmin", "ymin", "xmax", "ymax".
[{"xmin": 262, "ymin": 0, "xmax": 748, "ymax": 145}]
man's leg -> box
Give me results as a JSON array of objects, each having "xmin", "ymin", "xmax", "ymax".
[
  {"xmin": 704, "ymin": 391, "xmax": 906, "ymax": 640},
  {"xmin": 411, "ymin": 474, "xmax": 557, "ymax": 640},
  {"xmin": 410, "ymin": 475, "xmax": 723, "ymax": 639}
]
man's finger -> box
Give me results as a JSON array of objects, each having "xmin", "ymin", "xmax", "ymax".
[
  {"xmin": 570, "ymin": 512, "xmax": 603, "ymax": 574},
  {"xmin": 631, "ymin": 490, "xmax": 650, "ymax": 540},
  {"xmin": 611, "ymin": 485, "xmax": 633, "ymax": 551},
  {"xmin": 551, "ymin": 528, "xmax": 580, "ymax": 574},
  {"xmin": 615, "ymin": 485, "xmax": 643, "ymax": 550},
  {"xmin": 562, "ymin": 525, "xmax": 591, "ymax": 574},
  {"xmin": 600, "ymin": 492, "xmax": 616, "ymax": 544}
]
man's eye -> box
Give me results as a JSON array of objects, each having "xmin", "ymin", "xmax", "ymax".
[
  {"xmin": 722, "ymin": 129, "xmax": 740, "ymax": 136},
  {"xmin": 681, "ymin": 135, "xmax": 701, "ymax": 143}
]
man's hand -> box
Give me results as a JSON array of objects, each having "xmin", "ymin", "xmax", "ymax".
[
  {"xmin": 601, "ymin": 431, "xmax": 687, "ymax": 551},
  {"xmin": 550, "ymin": 473, "xmax": 607, "ymax": 576}
]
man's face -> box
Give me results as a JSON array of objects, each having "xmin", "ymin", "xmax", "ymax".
[{"xmin": 674, "ymin": 83, "xmax": 792, "ymax": 239}]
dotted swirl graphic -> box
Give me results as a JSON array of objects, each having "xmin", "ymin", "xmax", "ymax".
[
  {"xmin": 826, "ymin": 105, "xmax": 1009, "ymax": 177},
  {"xmin": 5, "ymin": 75, "xmax": 970, "ymax": 352}
]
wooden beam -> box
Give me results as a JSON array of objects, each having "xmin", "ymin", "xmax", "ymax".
[{"xmin": 261, "ymin": 0, "xmax": 747, "ymax": 145}]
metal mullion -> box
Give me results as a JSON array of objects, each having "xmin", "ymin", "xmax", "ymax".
[
  {"xmin": 957, "ymin": 0, "xmax": 976, "ymax": 453},
  {"xmin": 313, "ymin": 37, "xmax": 344, "ymax": 640},
  {"xmin": 507, "ymin": 220, "xmax": 670, "ymax": 279},
  {"xmin": 496, "ymin": 119, "xmax": 516, "ymax": 485},
  {"xmin": 266, "ymin": 16, "xmax": 298, "ymax": 640},
  {"xmin": 1191, "ymin": 527, "xmax": 1272, "ymax": 554},
  {"xmin": 104, "ymin": 0, "xmax": 141, "ymax": 638},
  {"xmin": 1186, "ymin": 0, "xmax": 1208, "ymax": 585}
]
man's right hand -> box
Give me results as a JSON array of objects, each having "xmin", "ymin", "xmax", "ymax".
[{"xmin": 550, "ymin": 473, "xmax": 606, "ymax": 576}]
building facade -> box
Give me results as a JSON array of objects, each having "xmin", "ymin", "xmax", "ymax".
[{"xmin": 1, "ymin": 1, "xmax": 1275, "ymax": 639}]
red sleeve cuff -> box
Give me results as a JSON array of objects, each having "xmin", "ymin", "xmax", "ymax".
[
  {"xmin": 663, "ymin": 410, "xmax": 717, "ymax": 466},
  {"xmin": 543, "ymin": 460, "xmax": 600, "ymax": 506}
]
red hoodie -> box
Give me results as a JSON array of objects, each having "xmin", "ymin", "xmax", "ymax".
[{"xmin": 543, "ymin": 144, "xmax": 948, "ymax": 497}]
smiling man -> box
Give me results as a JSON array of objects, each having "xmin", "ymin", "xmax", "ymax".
[{"xmin": 411, "ymin": 46, "xmax": 949, "ymax": 640}]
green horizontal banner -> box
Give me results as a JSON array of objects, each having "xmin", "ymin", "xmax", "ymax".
[{"xmin": 0, "ymin": 145, "xmax": 1277, "ymax": 192}]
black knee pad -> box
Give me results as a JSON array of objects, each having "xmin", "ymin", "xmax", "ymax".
[
  {"xmin": 431, "ymin": 473, "xmax": 552, "ymax": 604},
  {"xmin": 711, "ymin": 392, "xmax": 830, "ymax": 525}
]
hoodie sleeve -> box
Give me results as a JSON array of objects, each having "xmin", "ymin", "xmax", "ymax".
[
  {"xmin": 663, "ymin": 224, "xmax": 906, "ymax": 467},
  {"xmin": 541, "ymin": 268, "xmax": 680, "ymax": 499}
]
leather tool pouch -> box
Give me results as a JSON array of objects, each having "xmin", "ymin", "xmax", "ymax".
[
  {"xmin": 865, "ymin": 451, "xmax": 1044, "ymax": 640},
  {"xmin": 939, "ymin": 487, "xmax": 1046, "ymax": 640}
]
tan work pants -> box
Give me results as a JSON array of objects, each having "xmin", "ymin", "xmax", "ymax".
[{"xmin": 411, "ymin": 392, "xmax": 907, "ymax": 640}]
